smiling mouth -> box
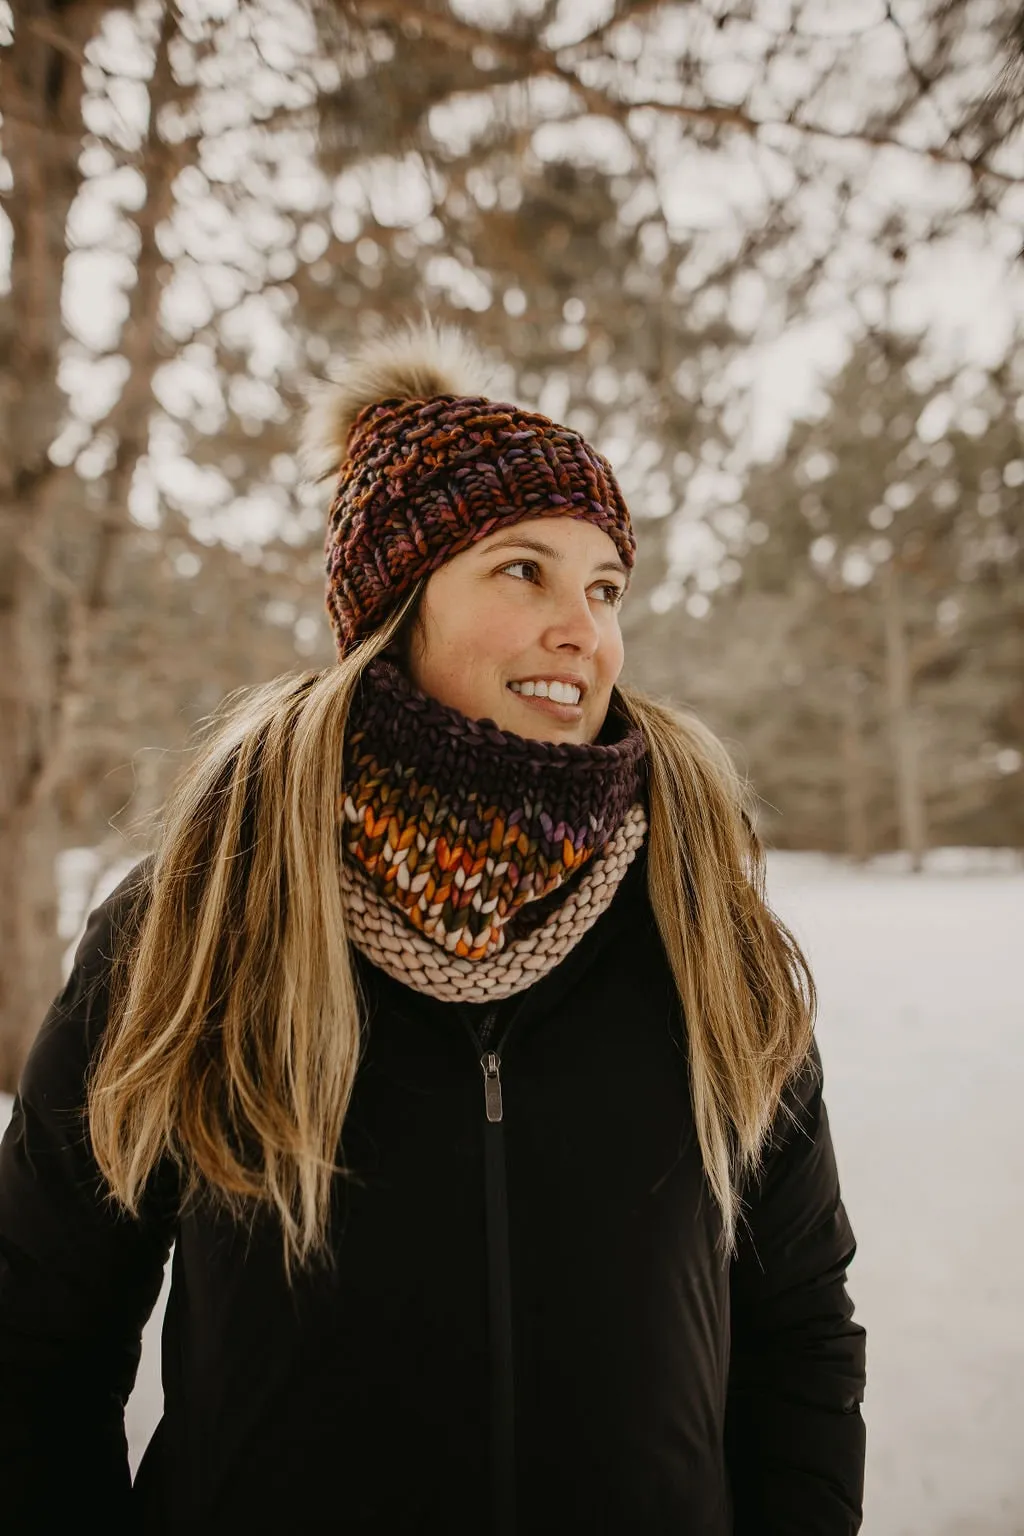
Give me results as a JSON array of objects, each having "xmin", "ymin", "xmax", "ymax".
[
  {"xmin": 505, "ymin": 681, "xmax": 586, "ymax": 724},
  {"xmin": 507, "ymin": 680, "xmax": 583, "ymax": 705}
]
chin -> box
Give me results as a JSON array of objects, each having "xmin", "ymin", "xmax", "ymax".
[
  {"xmin": 510, "ymin": 714, "xmax": 594, "ymax": 746},
  {"xmin": 536, "ymin": 724, "xmax": 588, "ymax": 745}
]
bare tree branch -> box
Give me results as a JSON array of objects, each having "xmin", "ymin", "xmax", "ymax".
[{"xmin": 344, "ymin": 0, "xmax": 1024, "ymax": 185}]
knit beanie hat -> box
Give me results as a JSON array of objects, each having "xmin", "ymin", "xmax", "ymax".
[{"xmin": 302, "ymin": 321, "xmax": 636, "ymax": 656}]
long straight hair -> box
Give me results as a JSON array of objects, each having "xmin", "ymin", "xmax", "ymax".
[
  {"xmin": 618, "ymin": 686, "xmax": 815, "ymax": 1236},
  {"xmin": 90, "ymin": 622, "xmax": 814, "ymax": 1269}
]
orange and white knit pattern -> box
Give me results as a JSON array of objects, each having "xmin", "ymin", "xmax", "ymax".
[{"xmin": 340, "ymin": 805, "xmax": 648, "ymax": 1002}]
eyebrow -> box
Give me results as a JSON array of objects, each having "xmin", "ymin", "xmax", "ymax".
[{"xmin": 481, "ymin": 534, "xmax": 630, "ymax": 581}]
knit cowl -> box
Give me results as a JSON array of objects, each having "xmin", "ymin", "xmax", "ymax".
[{"xmin": 338, "ymin": 658, "xmax": 647, "ymax": 1001}]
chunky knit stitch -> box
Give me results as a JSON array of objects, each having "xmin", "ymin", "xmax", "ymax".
[
  {"xmin": 340, "ymin": 659, "xmax": 646, "ymax": 972},
  {"xmin": 324, "ymin": 393, "xmax": 636, "ymax": 655},
  {"xmin": 341, "ymin": 804, "xmax": 647, "ymax": 1002}
]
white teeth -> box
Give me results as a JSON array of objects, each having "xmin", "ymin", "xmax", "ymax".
[{"xmin": 509, "ymin": 679, "xmax": 582, "ymax": 705}]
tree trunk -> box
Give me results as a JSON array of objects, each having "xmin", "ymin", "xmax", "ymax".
[
  {"xmin": 883, "ymin": 560, "xmax": 928, "ymax": 872},
  {"xmin": 53, "ymin": 0, "xmax": 190, "ymax": 804},
  {"xmin": 840, "ymin": 671, "xmax": 871, "ymax": 864},
  {"xmin": 1, "ymin": 3, "xmax": 185, "ymax": 1089},
  {"xmin": 0, "ymin": 2, "xmax": 100, "ymax": 1088}
]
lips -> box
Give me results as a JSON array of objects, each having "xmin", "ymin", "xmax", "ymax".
[
  {"xmin": 507, "ymin": 678, "xmax": 584, "ymax": 705},
  {"xmin": 506, "ymin": 691, "xmax": 583, "ymax": 724}
]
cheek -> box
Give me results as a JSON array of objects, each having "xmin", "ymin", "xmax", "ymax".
[
  {"xmin": 418, "ymin": 599, "xmax": 515, "ymax": 693},
  {"xmin": 444, "ymin": 610, "xmax": 513, "ymax": 671},
  {"xmin": 599, "ymin": 622, "xmax": 625, "ymax": 687},
  {"xmin": 453, "ymin": 595, "xmax": 533, "ymax": 663}
]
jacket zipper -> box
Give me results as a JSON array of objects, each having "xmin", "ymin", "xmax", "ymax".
[{"xmin": 464, "ymin": 1008, "xmax": 517, "ymax": 1536}]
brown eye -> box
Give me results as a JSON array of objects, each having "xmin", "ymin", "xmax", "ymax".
[
  {"xmin": 593, "ymin": 583, "xmax": 624, "ymax": 606},
  {"xmin": 500, "ymin": 560, "xmax": 540, "ymax": 583}
]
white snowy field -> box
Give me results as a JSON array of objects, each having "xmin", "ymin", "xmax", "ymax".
[
  {"xmin": 1, "ymin": 850, "xmax": 1022, "ymax": 1534},
  {"xmin": 763, "ymin": 851, "xmax": 1024, "ymax": 1536}
]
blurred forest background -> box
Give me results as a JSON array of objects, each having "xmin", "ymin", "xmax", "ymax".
[{"xmin": 1, "ymin": 0, "xmax": 1022, "ymax": 1087}]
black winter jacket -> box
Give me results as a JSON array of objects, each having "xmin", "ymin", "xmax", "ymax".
[{"xmin": 0, "ymin": 852, "xmax": 866, "ymax": 1535}]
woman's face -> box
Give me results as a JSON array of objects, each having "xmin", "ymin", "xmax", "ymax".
[{"xmin": 408, "ymin": 517, "xmax": 629, "ymax": 745}]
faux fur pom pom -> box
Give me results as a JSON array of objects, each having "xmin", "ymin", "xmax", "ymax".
[{"xmin": 300, "ymin": 320, "xmax": 491, "ymax": 481}]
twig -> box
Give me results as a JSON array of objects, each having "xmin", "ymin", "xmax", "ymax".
[{"xmin": 347, "ymin": 0, "xmax": 1023, "ymax": 187}]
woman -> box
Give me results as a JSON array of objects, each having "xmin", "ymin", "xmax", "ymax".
[{"xmin": 0, "ymin": 323, "xmax": 866, "ymax": 1534}]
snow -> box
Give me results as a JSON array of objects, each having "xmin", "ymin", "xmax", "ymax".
[
  {"xmin": 764, "ymin": 853, "xmax": 1024, "ymax": 1536},
  {"xmin": 2, "ymin": 851, "xmax": 1022, "ymax": 1532}
]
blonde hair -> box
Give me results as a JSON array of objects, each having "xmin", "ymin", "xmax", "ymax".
[
  {"xmin": 90, "ymin": 628, "xmax": 814, "ymax": 1269},
  {"xmin": 619, "ymin": 686, "xmax": 815, "ymax": 1237}
]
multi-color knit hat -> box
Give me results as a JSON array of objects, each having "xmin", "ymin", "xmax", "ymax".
[{"xmin": 302, "ymin": 321, "xmax": 636, "ymax": 655}]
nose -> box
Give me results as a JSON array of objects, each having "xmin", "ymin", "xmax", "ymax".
[{"xmin": 541, "ymin": 587, "xmax": 600, "ymax": 657}]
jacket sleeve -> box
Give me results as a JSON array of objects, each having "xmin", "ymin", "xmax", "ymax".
[
  {"xmin": 0, "ymin": 862, "xmax": 177, "ymax": 1533},
  {"xmin": 724, "ymin": 1039, "xmax": 867, "ymax": 1535}
]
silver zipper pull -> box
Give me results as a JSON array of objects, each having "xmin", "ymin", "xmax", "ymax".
[{"xmin": 481, "ymin": 1051, "xmax": 503, "ymax": 1123}]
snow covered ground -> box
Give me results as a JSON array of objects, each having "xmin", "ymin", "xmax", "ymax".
[
  {"xmin": 767, "ymin": 850, "xmax": 1024, "ymax": 1536},
  {"xmin": 2, "ymin": 850, "xmax": 1022, "ymax": 1534}
]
